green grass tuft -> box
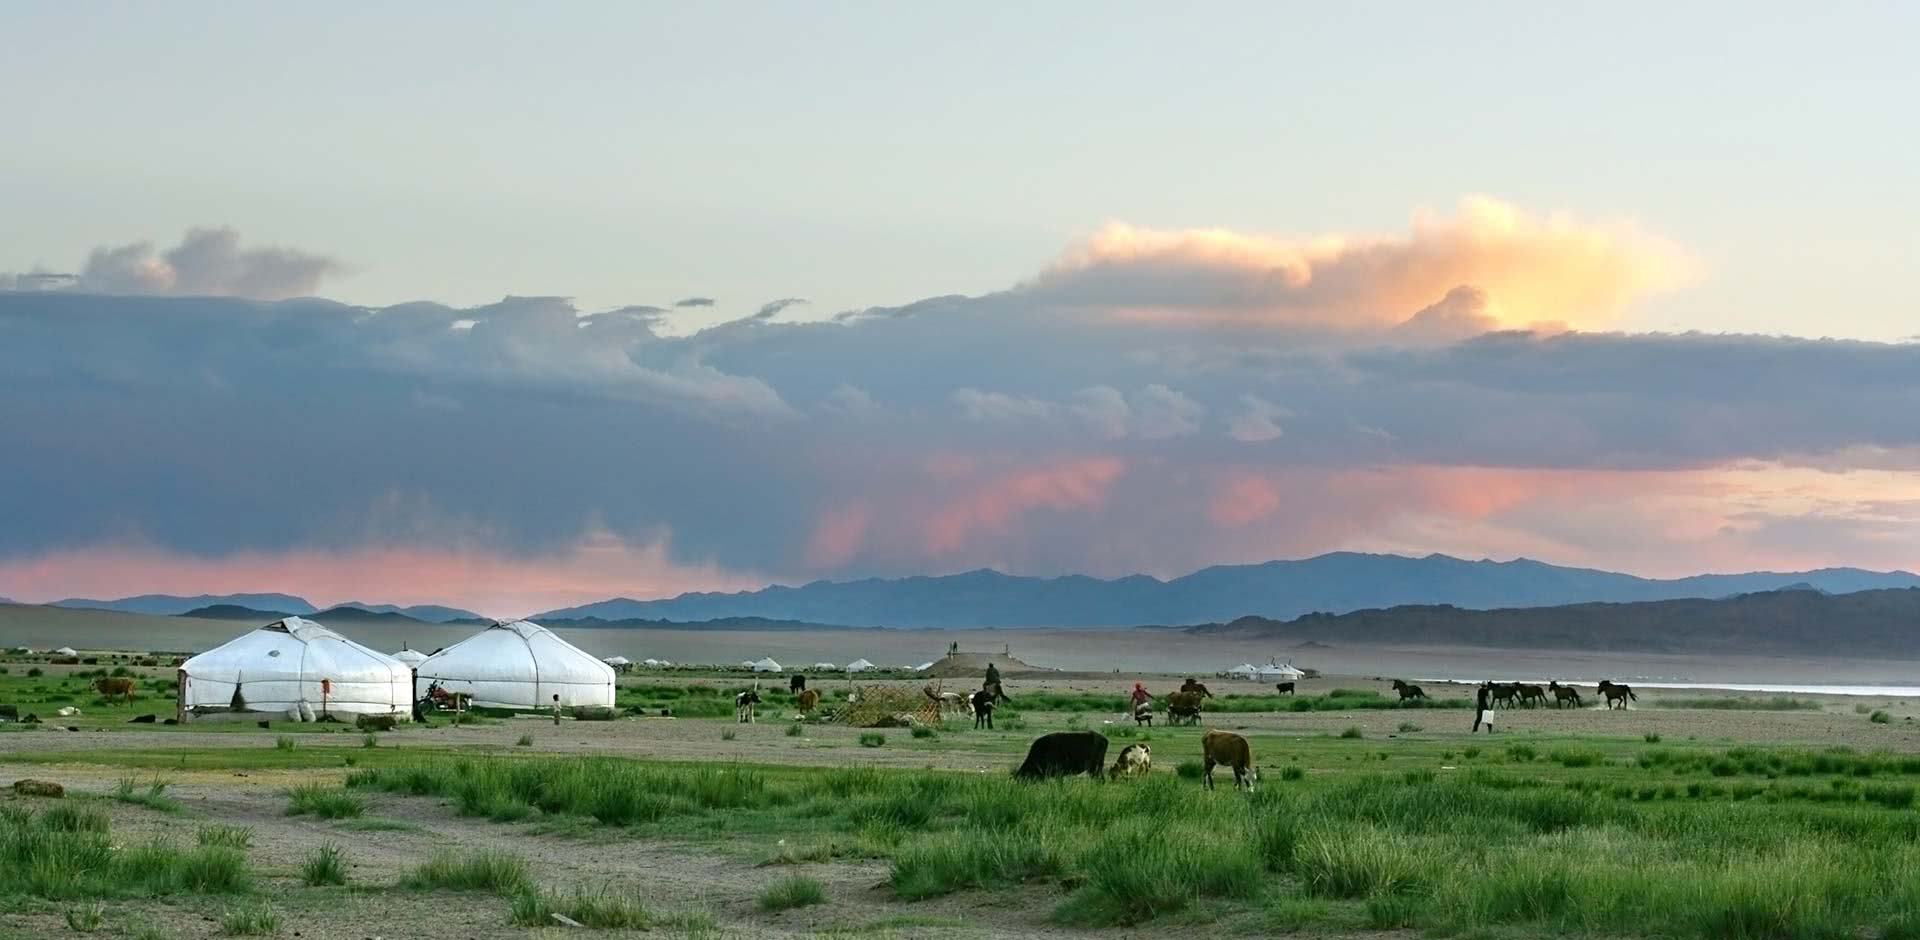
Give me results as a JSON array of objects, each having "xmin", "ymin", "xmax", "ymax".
[
  {"xmin": 219, "ymin": 902, "xmax": 278, "ymax": 936},
  {"xmin": 402, "ymin": 850, "xmax": 530, "ymax": 894},
  {"xmin": 273, "ymin": 736, "xmax": 296, "ymax": 751},
  {"xmin": 859, "ymin": 732, "xmax": 887, "ymax": 748},
  {"xmin": 759, "ymin": 874, "xmax": 828, "ymax": 911},
  {"xmin": 196, "ymin": 825, "xmax": 253, "ymax": 849},
  {"xmin": 285, "ymin": 784, "xmax": 365, "ymax": 819},
  {"xmin": 1339, "ymin": 726, "xmax": 1363, "ymax": 739},
  {"xmin": 300, "ymin": 841, "xmax": 347, "ymax": 886}
]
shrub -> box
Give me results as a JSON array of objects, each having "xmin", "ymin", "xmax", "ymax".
[
  {"xmin": 1871, "ymin": 710, "xmax": 1892, "ymax": 724},
  {"xmin": 196, "ymin": 825, "xmax": 253, "ymax": 849},
  {"xmin": 511, "ymin": 887, "xmax": 654, "ymax": 928},
  {"xmin": 1644, "ymin": 732, "xmax": 1662, "ymax": 743},
  {"xmin": 1055, "ymin": 819, "xmax": 1264, "ymax": 926},
  {"xmin": 274, "ymin": 736, "xmax": 296, "ymax": 752},
  {"xmin": 402, "ymin": 850, "xmax": 530, "ymax": 894},
  {"xmin": 301, "ymin": 842, "xmax": 347, "ymax": 886},
  {"xmin": 1175, "ymin": 760, "xmax": 1204, "ymax": 780},
  {"xmin": 27, "ymin": 667, "xmax": 43, "ymax": 678},
  {"xmin": 64, "ymin": 903, "xmax": 104, "ymax": 933},
  {"xmin": 759, "ymin": 874, "xmax": 827, "ymax": 911},
  {"xmin": 786, "ymin": 723, "xmax": 804, "ymax": 737},
  {"xmin": 1280, "ymin": 765, "xmax": 1306, "ymax": 782},
  {"xmin": 1339, "ymin": 726, "xmax": 1364, "ymax": 740},
  {"xmin": 1505, "ymin": 744, "xmax": 1537, "ymax": 762},
  {"xmin": 721, "ymin": 729, "xmax": 737, "ymax": 741},
  {"xmin": 859, "ymin": 733, "xmax": 887, "ymax": 748},
  {"xmin": 516, "ymin": 733, "xmax": 534, "ymax": 747},
  {"xmin": 1293, "ymin": 824, "xmax": 1427, "ymax": 899},
  {"xmin": 219, "ymin": 903, "xmax": 279, "ymax": 936},
  {"xmin": 285, "ymin": 784, "xmax": 365, "ymax": 819},
  {"xmin": 1397, "ymin": 721, "xmax": 1423, "ymax": 733},
  {"xmin": 911, "ymin": 726, "xmax": 937, "ymax": 739},
  {"xmin": 361, "ymin": 733, "xmax": 379, "ymax": 748},
  {"xmin": 112, "ymin": 777, "xmax": 182, "ymax": 813}
]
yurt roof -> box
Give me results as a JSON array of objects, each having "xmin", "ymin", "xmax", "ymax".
[
  {"xmin": 845, "ymin": 658, "xmax": 875, "ymax": 670},
  {"xmin": 414, "ymin": 619, "xmax": 615, "ymax": 708},
  {"xmin": 811, "ymin": 662, "xmax": 838, "ymax": 670},
  {"xmin": 751, "ymin": 657, "xmax": 783, "ymax": 671},
  {"xmin": 603, "ymin": 655, "xmax": 632, "ymax": 666},
  {"xmin": 183, "ymin": 617, "xmax": 409, "ymax": 683},
  {"xmin": 391, "ymin": 648, "xmax": 429, "ymax": 666}
]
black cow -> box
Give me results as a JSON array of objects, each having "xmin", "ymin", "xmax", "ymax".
[
  {"xmin": 1275, "ymin": 682, "xmax": 1295, "ymax": 695},
  {"xmin": 1014, "ymin": 731, "xmax": 1110, "ymax": 780},
  {"xmin": 789, "ymin": 675, "xmax": 806, "ymax": 694},
  {"xmin": 971, "ymin": 688, "xmax": 998, "ymax": 729}
]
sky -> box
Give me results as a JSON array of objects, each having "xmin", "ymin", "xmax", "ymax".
[{"xmin": 2, "ymin": 3, "xmax": 1918, "ymax": 615}]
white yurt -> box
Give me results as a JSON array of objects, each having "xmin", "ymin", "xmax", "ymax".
[
  {"xmin": 1227, "ymin": 663, "xmax": 1261, "ymax": 680},
  {"xmin": 750, "ymin": 657, "xmax": 783, "ymax": 673},
  {"xmin": 642, "ymin": 658, "xmax": 664, "ymax": 667},
  {"xmin": 602, "ymin": 655, "xmax": 633, "ymax": 674},
  {"xmin": 390, "ymin": 648, "xmax": 429, "ymax": 668},
  {"xmin": 414, "ymin": 619, "xmax": 615, "ymax": 709},
  {"xmin": 810, "ymin": 661, "xmax": 838, "ymax": 671},
  {"xmin": 1257, "ymin": 662, "xmax": 1304, "ymax": 681},
  {"xmin": 179, "ymin": 617, "xmax": 413, "ymax": 722},
  {"xmin": 53, "ymin": 646, "xmax": 79, "ymax": 657},
  {"xmin": 845, "ymin": 658, "xmax": 875, "ymax": 673}
]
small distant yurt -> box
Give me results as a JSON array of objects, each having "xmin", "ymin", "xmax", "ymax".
[
  {"xmin": 390, "ymin": 648, "xmax": 429, "ymax": 668},
  {"xmin": 845, "ymin": 658, "xmax": 875, "ymax": 673},
  {"xmin": 415, "ymin": 620, "xmax": 616, "ymax": 709},
  {"xmin": 179, "ymin": 617, "xmax": 412, "ymax": 722},
  {"xmin": 642, "ymin": 658, "xmax": 664, "ymax": 667},
  {"xmin": 602, "ymin": 655, "xmax": 633, "ymax": 674},
  {"xmin": 1257, "ymin": 662, "xmax": 1304, "ymax": 681},
  {"xmin": 750, "ymin": 657, "xmax": 783, "ymax": 673},
  {"xmin": 1227, "ymin": 663, "xmax": 1260, "ymax": 680},
  {"xmin": 53, "ymin": 646, "xmax": 78, "ymax": 657},
  {"xmin": 811, "ymin": 661, "xmax": 838, "ymax": 671}
]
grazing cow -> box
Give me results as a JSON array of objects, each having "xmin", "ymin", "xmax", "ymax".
[
  {"xmin": 1597, "ymin": 680, "xmax": 1637, "ymax": 710},
  {"xmin": 1179, "ymin": 678, "xmax": 1214, "ymax": 698},
  {"xmin": 1109, "ymin": 743, "xmax": 1151, "ymax": 779},
  {"xmin": 789, "ymin": 675, "xmax": 806, "ymax": 694},
  {"xmin": 1014, "ymin": 730, "xmax": 1109, "ymax": 780},
  {"xmin": 1548, "ymin": 681, "xmax": 1583, "ymax": 708},
  {"xmin": 1200, "ymin": 730, "xmax": 1258, "ymax": 792},
  {"xmin": 796, "ymin": 689, "xmax": 821, "ymax": 712},
  {"xmin": 92, "ymin": 677, "xmax": 136, "ymax": 703},
  {"xmin": 1165, "ymin": 691, "xmax": 1205, "ymax": 725},
  {"xmin": 1275, "ymin": 681, "xmax": 1295, "ymax": 695},
  {"xmin": 735, "ymin": 689, "xmax": 761, "ymax": 723},
  {"xmin": 1516, "ymin": 683, "xmax": 1548, "ymax": 708},
  {"xmin": 1133, "ymin": 701, "xmax": 1153, "ymax": 727},
  {"xmin": 1390, "ymin": 679, "xmax": 1427, "ymax": 701},
  {"xmin": 971, "ymin": 688, "xmax": 998, "ymax": 729}
]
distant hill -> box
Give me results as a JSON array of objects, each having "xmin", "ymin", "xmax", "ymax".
[
  {"xmin": 328, "ymin": 601, "xmax": 483, "ymax": 623},
  {"xmin": 180, "ymin": 604, "xmax": 294, "ymax": 620},
  {"xmin": 541, "ymin": 615, "xmax": 864, "ymax": 632},
  {"xmin": 531, "ymin": 552, "xmax": 1920, "ymax": 629},
  {"xmin": 54, "ymin": 593, "xmax": 318, "ymax": 616},
  {"xmin": 312, "ymin": 606, "xmax": 433, "ymax": 625},
  {"xmin": 1191, "ymin": 587, "xmax": 1920, "ymax": 657}
]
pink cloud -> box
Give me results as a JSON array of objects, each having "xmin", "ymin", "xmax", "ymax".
[
  {"xmin": 805, "ymin": 502, "xmax": 873, "ymax": 569},
  {"xmin": 924, "ymin": 457, "xmax": 1126, "ymax": 556},
  {"xmin": 1209, "ymin": 473, "xmax": 1283, "ymax": 527},
  {"xmin": 0, "ymin": 529, "xmax": 765, "ymax": 617}
]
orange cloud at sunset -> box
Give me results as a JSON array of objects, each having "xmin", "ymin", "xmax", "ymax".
[
  {"xmin": 924, "ymin": 457, "xmax": 1127, "ymax": 556},
  {"xmin": 1031, "ymin": 196, "xmax": 1696, "ymax": 333}
]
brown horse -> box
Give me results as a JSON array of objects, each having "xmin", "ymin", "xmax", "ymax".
[
  {"xmin": 1548, "ymin": 681, "xmax": 1583, "ymax": 708},
  {"xmin": 1488, "ymin": 683, "xmax": 1520, "ymax": 709},
  {"xmin": 1390, "ymin": 679, "xmax": 1427, "ymax": 701},
  {"xmin": 1597, "ymin": 680, "xmax": 1636, "ymax": 710},
  {"xmin": 1515, "ymin": 683, "xmax": 1548, "ymax": 708}
]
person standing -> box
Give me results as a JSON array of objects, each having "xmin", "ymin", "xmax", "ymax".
[{"xmin": 1472, "ymin": 682, "xmax": 1495, "ymax": 734}]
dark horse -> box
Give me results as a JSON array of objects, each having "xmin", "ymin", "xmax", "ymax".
[
  {"xmin": 789, "ymin": 674, "xmax": 806, "ymax": 694},
  {"xmin": 1487, "ymin": 683, "xmax": 1520, "ymax": 709},
  {"xmin": 1516, "ymin": 683, "xmax": 1549, "ymax": 708},
  {"xmin": 1597, "ymin": 680, "xmax": 1637, "ymax": 710},
  {"xmin": 1548, "ymin": 681, "xmax": 1583, "ymax": 708},
  {"xmin": 1390, "ymin": 679, "xmax": 1427, "ymax": 701}
]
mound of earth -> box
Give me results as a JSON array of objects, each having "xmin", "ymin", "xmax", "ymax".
[{"xmin": 919, "ymin": 650, "xmax": 1055, "ymax": 679}]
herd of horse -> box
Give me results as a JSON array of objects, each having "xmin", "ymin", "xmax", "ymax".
[{"xmin": 1463, "ymin": 678, "xmax": 1638, "ymax": 710}]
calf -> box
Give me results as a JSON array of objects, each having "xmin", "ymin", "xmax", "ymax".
[
  {"xmin": 1108, "ymin": 743, "xmax": 1151, "ymax": 779},
  {"xmin": 796, "ymin": 688, "xmax": 821, "ymax": 712},
  {"xmin": 1201, "ymin": 729, "xmax": 1258, "ymax": 792},
  {"xmin": 735, "ymin": 689, "xmax": 762, "ymax": 723},
  {"xmin": 1014, "ymin": 730, "xmax": 1109, "ymax": 780},
  {"xmin": 92, "ymin": 677, "xmax": 136, "ymax": 703}
]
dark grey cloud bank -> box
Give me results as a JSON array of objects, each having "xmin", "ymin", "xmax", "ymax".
[{"xmin": 3, "ymin": 281, "xmax": 1919, "ymax": 580}]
